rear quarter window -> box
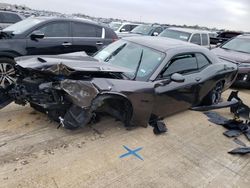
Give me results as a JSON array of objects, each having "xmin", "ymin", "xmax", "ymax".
[
  {"xmin": 105, "ymin": 28, "xmax": 118, "ymax": 39},
  {"xmin": 196, "ymin": 53, "xmax": 211, "ymax": 69},
  {"xmin": 72, "ymin": 22, "xmax": 102, "ymax": 37}
]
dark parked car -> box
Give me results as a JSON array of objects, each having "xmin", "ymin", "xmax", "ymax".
[
  {"xmin": 0, "ymin": 11, "xmax": 23, "ymax": 30},
  {"xmin": 0, "ymin": 37, "xmax": 237, "ymax": 130},
  {"xmin": 0, "ymin": 17, "xmax": 118, "ymax": 88},
  {"xmin": 118, "ymin": 24, "xmax": 165, "ymax": 38},
  {"xmin": 212, "ymin": 34, "xmax": 250, "ymax": 87},
  {"xmin": 210, "ymin": 31, "xmax": 242, "ymax": 45}
]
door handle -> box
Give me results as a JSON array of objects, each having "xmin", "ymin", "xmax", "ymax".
[
  {"xmin": 96, "ymin": 42, "xmax": 103, "ymax": 45},
  {"xmin": 195, "ymin": 77, "xmax": 201, "ymax": 82},
  {"xmin": 62, "ymin": 42, "xmax": 72, "ymax": 47}
]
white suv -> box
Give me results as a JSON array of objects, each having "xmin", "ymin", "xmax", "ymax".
[
  {"xmin": 160, "ymin": 27, "xmax": 211, "ymax": 48},
  {"xmin": 109, "ymin": 22, "xmax": 140, "ymax": 34}
]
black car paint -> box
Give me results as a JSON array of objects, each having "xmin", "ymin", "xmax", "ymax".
[
  {"xmin": 0, "ymin": 17, "xmax": 117, "ymax": 58},
  {"xmin": 212, "ymin": 35, "xmax": 250, "ymax": 87},
  {"xmin": 0, "ymin": 37, "xmax": 238, "ymax": 129},
  {"xmin": 210, "ymin": 31, "xmax": 242, "ymax": 45}
]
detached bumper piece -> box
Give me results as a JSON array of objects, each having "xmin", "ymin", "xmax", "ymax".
[
  {"xmin": 193, "ymin": 91, "xmax": 250, "ymax": 122},
  {"xmin": 221, "ymin": 119, "xmax": 250, "ymax": 141},
  {"xmin": 202, "ymin": 91, "xmax": 250, "ymax": 155},
  {"xmin": 228, "ymin": 147, "xmax": 250, "ymax": 155},
  {"xmin": 191, "ymin": 99, "xmax": 239, "ymax": 112}
]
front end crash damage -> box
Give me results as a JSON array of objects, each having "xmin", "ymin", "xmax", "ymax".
[
  {"xmin": 58, "ymin": 79, "xmax": 137, "ymax": 130},
  {"xmin": 0, "ymin": 56, "xmax": 156, "ymax": 130}
]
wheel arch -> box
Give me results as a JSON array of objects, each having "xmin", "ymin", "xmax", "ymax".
[
  {"xmin": 0, "ymin": 51, "xmax": 19, "ymax": 59},
  {"xmin": 91, "ymin": 92, "xmax": 134, "ymax": 127}
]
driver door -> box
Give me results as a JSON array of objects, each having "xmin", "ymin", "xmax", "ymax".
[{"xmin": 153, "ymin": 53, "xmax": 201, "ymax": 117}]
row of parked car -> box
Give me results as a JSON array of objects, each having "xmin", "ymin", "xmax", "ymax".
[
  {"xmin": 0, "ymin": 13, "xmax": 249, "ymax": 90},
  {"xmin": 0, "ymin": 13, "xmax": 248, "ymax": 130},
  {"xmin": 108, "ymin": 21, "xmax": 250, "ymax": 88},
  {"xmin": 111, "ymin": 21, "xmax": 242, "ymax": 49}
]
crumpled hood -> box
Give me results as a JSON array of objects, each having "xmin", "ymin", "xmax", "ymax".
[
  {"xmin": 15, "ymin": 55, "xmax": 132, "ymax": 76},
  {"xmin": 212, "ymin": 47, "xmax": 250, "ymax": 64}
]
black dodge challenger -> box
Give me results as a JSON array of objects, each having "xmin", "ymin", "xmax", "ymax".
[{"xmin": 0, "ymin": 37, "xmax": 238, "ymax": 129}]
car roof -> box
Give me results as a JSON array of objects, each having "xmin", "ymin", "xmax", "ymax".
[
  {"xmin": 139, "ymin": 24, "xmax": 162, "ymax": 28},
  {"xmin": 123, "ymin": 36, "xmax": 199, "ymax": 52},
  {"xmin": 237, "ymin": 34, "xmax": 250, "ymax": 39},
  {"xmin": 34, "ymin": 16, "xmax": 104, "ymax": 27},
  {"xmin": 167, "ymin": 27, "xmax": 209, "ymax": 34},
  {"xmin": 0, "ymin": 10, "xmax": 20, "ymax": 14}
]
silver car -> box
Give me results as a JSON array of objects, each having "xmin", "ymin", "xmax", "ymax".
[{"xmin": 0, "ymin": 11, "xmax": 23, "ymax": 30}]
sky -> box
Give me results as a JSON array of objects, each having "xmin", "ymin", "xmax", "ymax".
[{"xmin": 2, "ymin": 0, "xmax": 250, "ymax": 31}]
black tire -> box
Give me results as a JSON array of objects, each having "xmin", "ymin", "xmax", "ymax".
[
  {"xmin": 63, "ymin": 105, "xmax": 91, "ymax": 130},
  {"xmin": 0, "ymin": 58, "xmax": 16, "ymax": 89},
  {"xmin": 202, "ymin": 82, "xmax": 224, "ymax": 105}
]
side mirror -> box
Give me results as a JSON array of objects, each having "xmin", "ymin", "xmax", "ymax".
[
  {"xmin": 171, "ymin": 73, "xmax": 185, "ymax": 83},
  {"xmin": 120, "ymin": 28, "xmax": 126, "ymax": 32},
  {"xmin": 216, "ymin": 42, "xmax": 222, "ymax": 47},
  {"xmin": 30, "ymin": 31, "xmax": 45, "ymax": 40},
  {"xmin": 153, "ymin": 32, "xmax": 159, "ymax": 36}
]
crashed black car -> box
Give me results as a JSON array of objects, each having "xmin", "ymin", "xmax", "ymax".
[{"xmin": 0, "ymin": 37, "xmax": 238, "ymax": 130}]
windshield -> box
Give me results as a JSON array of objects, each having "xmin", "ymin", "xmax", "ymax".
[
  {"xmin": 221, "ymin": 38, "xmax": 250, "ymax": 54},
  {"xmin": 3, "ymin": 17, "xmax": 43, "ymax": 34},
  {"xmin": 109, "ymin": 22, "xmax": 122, "ymax": 31},
  {"xmin": 131, "ymin": 25, "xmax": 153, "ymax": 35},
  {"xmin": 94, "ymin": 40, "xmax": 165, "ymax": 81},
  {"xmin": 159, "ymin": 29, "xmax": 191, "ymax": 41}
]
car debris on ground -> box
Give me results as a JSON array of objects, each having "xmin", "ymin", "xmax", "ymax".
[{"xmin": 200, "ymin": 91, "xmax": 250, "ymax": 155}]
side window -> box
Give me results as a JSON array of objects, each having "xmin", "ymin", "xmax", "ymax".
[
  {"xmin": 130, "ymin": 25, "xmax": 138, "ymax": 30},
  {"xmin": 154, "ymin": 27, "xmax": 163, "ymax": 34},
  {"xmin": 120, "ymin": 25, "xmax": 131, "ymax": 32},
  {"xmin": 72, "ymin": 22, "xmax": 101, "ymax": 37},
  {"xmin": 190, "ymin": 34, "xmax": 201, "ymax": 45},
  {"xmin": 39, "ymin": 22, "xmax": 70, "ymax": 37},
  {"xmin": 162, "ymin": 54, "xmax": 198, "ymax": 77},
  {"xmin": 196, "ymin": 53, "xmax": 211, "ymax": 69},
  {"xmin": 224, "ymin": 33, "xmax": 237, "ymax": 38},
  {"xmin": 201, "ymin": 34, "xmax": 209, "ymax": 46},
  {"xmin": 1, "ymin": 12, "xmax": 21, "ymax": 23}
]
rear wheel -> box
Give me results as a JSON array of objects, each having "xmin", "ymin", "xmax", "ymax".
[
  {"xmin": 202, "ymin": 82, "xmax": 224, "ymax": 105},
  {"xmin": 0, "ymin": 58, "xmax": 16, "ymax": 89}
]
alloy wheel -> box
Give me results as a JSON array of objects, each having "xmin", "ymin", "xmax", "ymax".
[{"xmin": 0, "ymin": 63, "xmax": 16, "ymax": 88}]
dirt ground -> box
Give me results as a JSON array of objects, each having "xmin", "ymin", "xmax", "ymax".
[{"xmin": 0, "ymin": 89, "xmax": 249, "ymax": 188}]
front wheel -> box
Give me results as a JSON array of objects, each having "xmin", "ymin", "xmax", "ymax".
[
  {"xmin": 202, "ymin": 82, "xmax": 224, "ymax": 105},
  {"xmin": 0, "ymin": 58, "xmax": 16, "ymax": 89}
]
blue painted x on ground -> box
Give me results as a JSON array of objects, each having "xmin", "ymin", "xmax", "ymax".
[{"xmin": 119, "ymin": 145, "xmax": 144, "ymax": 161}]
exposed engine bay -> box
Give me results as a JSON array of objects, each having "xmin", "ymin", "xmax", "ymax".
[{"xmin": 1, "ymin": 55, "xmax": 134, "ymax": 130}]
